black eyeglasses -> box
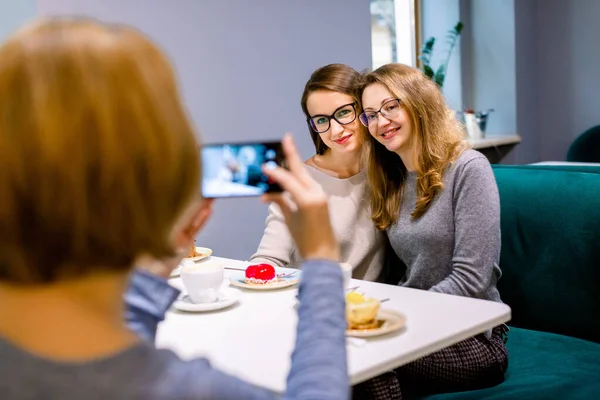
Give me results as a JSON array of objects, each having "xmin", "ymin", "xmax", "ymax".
[
  {"xmin": 359, "ymin": 99, "xmax": 402, "ymax": 127},
  {"xmin": 307, "ymin": 102, "xmax": 357, "ymax": 134}
]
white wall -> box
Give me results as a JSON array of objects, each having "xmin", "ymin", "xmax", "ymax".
[
  {"xmin": 510, "ymin": 0, "xmax": 600, "ymax": 163},
  {"xmin": 421, "ymin": 0, "xmax": 462, "ymax": 110},
  {"xmin": 535, "ymin": 0, "xmax": 600, "ymax": 161},
  {"xmin": 511, "ymin": 0, "xmax": 540, "ymax": 163},
  {"xmin": 422, "ymin": 1, "xmax": 518, "ymax": 142},
  {"xmin": 468, "ymin": 0, "xmax": 516, "ymax": 137},
  {"xmin": 36, "ymin": 0, "xmax": 373, "ymax": 260},
  {"xmin": 0, "ymin": 0, "xmax": 36, "ymax": 40},
  {"xmin": 424, "ymin": 0, "xmax": 600, "ymax": 163}
]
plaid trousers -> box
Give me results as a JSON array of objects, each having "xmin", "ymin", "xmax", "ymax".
[{"xmin": 352, "ymin": 325, "xmax": 509, "ymax": 400}]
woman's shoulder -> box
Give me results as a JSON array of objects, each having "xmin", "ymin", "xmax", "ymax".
[
  {"xmin": 455, "ymin": 148, "xmax": 488, "ymax": 166},
  {"xmin": 447, "ymin": 149, "xmax": 496, "ymax": 192},
  {"xmin": 450, "ymin": 149, "xmax": 492, "ymax": 176}
]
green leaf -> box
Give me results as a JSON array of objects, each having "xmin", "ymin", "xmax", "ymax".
[
  {"xmin": 419, "ymin": 37, "xmax": 435, "ymax": 65},
  {"xmin": 423, "ymin": 65, "xmax": 434, "ymax": 79},
  {"xmin": 423, "ymin": 37, "xmax": 435, "ymax": 52},
  {"xmin": 454, "ymin": 22, "xmax": 464, "ymax": 34},
  {"xmin": 434, "ymin": 65, "xmax": 445, "ymax": 87}
]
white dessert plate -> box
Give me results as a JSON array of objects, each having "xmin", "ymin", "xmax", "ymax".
[
  {"xmin": 228, "ymin": 271, "xmax": 300, "ymax": 290},
  {"xmin": 185, "ymin": 246, "xmax": 213, "ymax": 262},
  {"xmin": 346, "ymin": 308, "xmax": 407, "ymax": 338},
  {"xmin": 170, "ymin": 247, "xmax": 213, "ymax": 277}
]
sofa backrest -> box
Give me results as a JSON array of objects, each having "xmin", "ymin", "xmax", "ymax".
[{"xmin": 492, "ymin": 165, "xmax": 600, "ymax": 343}]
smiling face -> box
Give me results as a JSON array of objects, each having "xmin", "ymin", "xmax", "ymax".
[
  {"xmin": 305, "ymin": 90, "xmax": 362, "ymax": 155},
  {"xmin": 361, "ymin": 83, "xmax": 413, "ymax": 156}
]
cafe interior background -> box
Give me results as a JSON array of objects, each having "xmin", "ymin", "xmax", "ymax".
[{"xmin": 2, "ymin": 0, "xmax": 598, "ymax": 260}]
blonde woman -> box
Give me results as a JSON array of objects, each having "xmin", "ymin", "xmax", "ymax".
[
  {"xmin": 0, "ymin": 18, "xmax": 348, "ymax": 399},
  {"xmin": 354, "ymin": 63, "xmax": 508, "ymax": 399}
]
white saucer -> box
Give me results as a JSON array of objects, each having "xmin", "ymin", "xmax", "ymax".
[
  {"xmin": 172, "ymin": 288, "xmax": 241, "ymax": 312},
  {"xmin": 229, "ymin": 271, "xmax": 300, "ymax": 290},
  {"xmin": 228, "ymin": 271, "xmax": 300, "ymax": 290},
  {"xmin": 185, "ymin": 246, "xmax": 213, "ymax": 262}
]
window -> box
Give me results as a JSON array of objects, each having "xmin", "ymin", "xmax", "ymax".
[{"xmin": 370, "ymin": 0, "xmax": 418, "ymax": 69}]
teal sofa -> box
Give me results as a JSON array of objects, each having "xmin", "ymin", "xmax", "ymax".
[{"xmin": 428, "ymin": 165, "xmax": 600, "ymax": 399}]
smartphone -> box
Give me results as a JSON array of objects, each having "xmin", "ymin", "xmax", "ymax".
[{"xmin": 201, "ymin": 140, "xmax": 285, "ymax": 199}]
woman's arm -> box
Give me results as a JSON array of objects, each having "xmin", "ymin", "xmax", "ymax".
[
  {"xmin": 430, "ymin": 156, "xmax": 501, "ymax": 298},
  {"xmin": 250, "ymin": 202, "xmax": 296, "ymax": 267},
  {"xmin": 124, "ymin": 269, "xmax": 179, "ymax": 342},
  {"xmin": 284, "ymin": 259, "xmax": 348, "ymax": 399},
  {"xmin": 200, "ymin": 260, "xmax": 348, "ymax": 400},
  {"xmin": 124, "ymin": 262, "xmax": 348, "ymax": 400}
]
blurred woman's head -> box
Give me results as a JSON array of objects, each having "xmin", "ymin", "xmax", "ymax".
[
  {"xmin": 0, "ymin": 18, "xmax": 200, "ymax": 284},
  {"xmin": 300, "ymin": 64, "xmax": 365, "ymax": 156}
]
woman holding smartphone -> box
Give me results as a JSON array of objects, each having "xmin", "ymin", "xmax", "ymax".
[
  {"xmin": 0, "ymin": 18, "xmax": 348, "ymax": 399},
  {"xmin": 251, "ymin": 64, "xmax": 386, "ymax": 281}
]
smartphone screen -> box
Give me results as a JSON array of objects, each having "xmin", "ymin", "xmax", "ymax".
[{"xmin": 201, "ymin": 141, "xmax": 284, "ymax": 199}]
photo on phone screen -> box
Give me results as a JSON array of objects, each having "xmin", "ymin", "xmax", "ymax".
[{"xmin": 201, "ymin": 141, "xmax": 284, "ymax": 199}]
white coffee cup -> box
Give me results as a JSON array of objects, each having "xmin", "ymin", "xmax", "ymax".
[
  {"xmin": 339, "ymin": 262, "xmax": 353, "ymax": 290},
  {"xmin": 180, "ymin": 259, "xmax": 224, "ymax": 303}
]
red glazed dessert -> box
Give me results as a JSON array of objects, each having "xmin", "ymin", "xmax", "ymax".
[{"xmin": 245, "ymin": 263, "xmax": 277, "ymax": 284}]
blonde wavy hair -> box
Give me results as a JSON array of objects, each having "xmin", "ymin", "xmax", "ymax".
[
  {"xmin": 0, "ymin": 18, "xmax": 200, "ymax": 283},
  {"xmin": 358, "ymin": 63, "xmax": 468, "ymax": 229}
]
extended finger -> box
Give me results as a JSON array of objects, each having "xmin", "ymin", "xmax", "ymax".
[{"xmin": 281, "ymin": 134, "xmax": 313, "ymax": 187}]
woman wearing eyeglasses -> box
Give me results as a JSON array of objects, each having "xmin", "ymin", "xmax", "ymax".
[
  {"xmin": 251, "ymin": 64, "xmax": 386, "ymax": 281},
  {"xmin": 352, "ymin": 63, "xmax": 508, "ymax": 399}
]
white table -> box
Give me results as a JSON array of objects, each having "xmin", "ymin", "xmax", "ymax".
[{"xmin": 156, "ymin": 256, "xmax": 511, "ymax": 394}]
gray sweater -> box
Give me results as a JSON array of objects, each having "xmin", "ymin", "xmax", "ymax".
[
  {"xmin": 252, "ymin": 166, "xmax": 385, "ymax": 281},
  {"xmin": 388, "ymin": 150, "xmax": 502, "ymax": 303}
]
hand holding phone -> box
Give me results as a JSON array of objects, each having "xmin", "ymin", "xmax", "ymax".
[{"xmin": 201, "ymin": 141, "xmax": 284, "ymax": 199}]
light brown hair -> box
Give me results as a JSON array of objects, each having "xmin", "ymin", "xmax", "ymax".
[
  {"xmin": 0, "ymin": 18, "xmax": 200, "ymax": 283},
  {"xmin": 358, "ymin": 63, "xmax": 468, "ymax": 229},
  {"xmin": 300, "ymin": 64, "xmax": 364, "ymax": 155}
]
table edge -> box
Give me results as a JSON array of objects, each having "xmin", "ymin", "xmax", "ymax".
[{"xmin": 349, "ymin": 309, "xmax": 511, "ymax": 385}]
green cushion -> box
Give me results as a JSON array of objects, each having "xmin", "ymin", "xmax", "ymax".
[
  {"xmin": 493, "ymin": 164, "xmax": 600, "ymax": 174},
  {"xmin": 424, "ymin": 327, "xmax": 600, "ymax": 399},
  {"xmin": 491, "ymin": 166, "xmax": 600, "ymax": 343}
]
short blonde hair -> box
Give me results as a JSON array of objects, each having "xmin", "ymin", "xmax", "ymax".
[{"xmin": 0, "ymin": 18, "xmax": 200, "ymax": 283}]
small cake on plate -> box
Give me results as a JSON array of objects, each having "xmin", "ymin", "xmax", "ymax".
[
  {"xmin": 345, "ymin": 292, "xmax": 382, "ymax": 330},
  {"xmin": 245, "ymin": 263, "xmax": 277, "ymax": 284}
]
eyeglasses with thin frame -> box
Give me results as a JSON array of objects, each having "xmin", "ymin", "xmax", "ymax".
[
  {"xmin": 359, "ymin": 99, "xmax": 402, "ymax": 127},
  {"xmin": 307, "ymin": 102, "xmax": 357, "ymax": 134}
]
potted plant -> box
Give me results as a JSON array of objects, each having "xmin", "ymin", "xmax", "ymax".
[{"xmin": 418, "ymin": 22, "xmax": 463, "ymax": 89}]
